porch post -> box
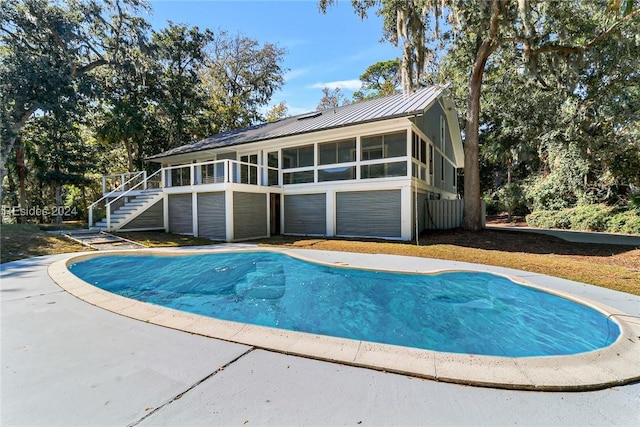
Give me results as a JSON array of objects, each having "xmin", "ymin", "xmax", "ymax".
[
  {"xmin": 192, "ymin": 192, "xmax": 198, "ymax": 237},
  {"xmin": 400, "ymin": 184, "xmax": 412, "ymax": 240},
  {"xmin": 325, "ymin": 190, "xmax": 335, "ymax": 237},
  {"xmin": 225, "ymin": 190, "xmax": 234, "ymax": 241}
]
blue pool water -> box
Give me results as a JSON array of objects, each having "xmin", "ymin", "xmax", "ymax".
[{"xmin": 68, "ymin": 251, "xmax": 620, "ymax": 357}]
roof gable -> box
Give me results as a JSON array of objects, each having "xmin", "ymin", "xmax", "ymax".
[{"xmin": 148, "ymin": 85, "xmax": 445, "ymax": 161}]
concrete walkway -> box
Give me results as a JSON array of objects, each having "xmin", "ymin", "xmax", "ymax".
[
  {"xmin": 486, "ymin": 225, "xmax": 640, "ymax": 246},
  {"xmin": 2, "ymin": 248, "xmax": 639, "ymax": 426},
  {"xmin": 60, "ymin": 229, "xmax": 146, "ymax": 250}
]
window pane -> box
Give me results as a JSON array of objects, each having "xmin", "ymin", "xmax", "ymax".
[
  {"xmin": 318, "ymin": 166, "xmax": 355, "ymax": 182},
  {"xmin": 337, "ymin": 139, "xmax": 356, "ymax": 162},
  {"xmin": 361, "ymin": 163, "xmax": 384, "ymax": 179},
  {"xmin": 361, "ymin": 161, "xmax": 406, "ymax": 179},
  {"xmin": 282, "ymin": 148, "xmax": 297, "ymax": 169},
  {"xmin": 361, "ymin": 136, "xmax": 383, "ymax": 160},
  {"xmin": 429, "ymin": 145, "xmax": 434, "ymax": 175},
  {"xmin": 386, "ymin": 161, "xmax": 407, "ymax": 177},
  {"xmin": 268, "ymin": 151, "xmax": 278, "ymax": 168},
  {"xmin": 283, "ymin": 170, "xmax": 314, "ymax": 184},
  {"xmin": 420, "ymin": 139, "xmax": 427, "ymax": 164},
  {"xmin": 171, "ymin": 167, "xmax": 190, "ymax": 186},
  {"xmin": 298, "ymin": 145, "xmax": 314, "ymax": 167},
  {"xmin": 318, "ymin": 142, "xmax": 336, "ymax": 165},
  {"xmin": 385, "ymin": 131, "xmax": 406, "ymax": 157},
  {"xmin": 268, "ymin": 169, "xmax": 279, "ymax": 186}
]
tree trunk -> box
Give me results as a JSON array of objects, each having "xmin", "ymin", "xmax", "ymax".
[
  {"xmin": 462, "ymin": 0, "xmax": 503, "ymax": 231},
  {"xmin": 1, "ymin": 107, "xmax": 37, "ymax": 218},
  {"xmin": 462, "ymin": 60, "xmax": 486, "ymax": 231},
  {"xmin": 125, "ymin": 138, "xmax": 135, "ymax": 172},
  {"xmin": 55, "ymin": 184, "xmax": 62, "ymax": 224},
  {"xmin": 16, "ymin": 144, "xmax": 27, "ymax": 224}
]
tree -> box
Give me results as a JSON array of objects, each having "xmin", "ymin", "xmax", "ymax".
[
  {"xmin": 265, "ymin": 102, "xmax": 290, "ymax": 122},
  {"xmin": 316, "ymin": 87, "xmax": 351, "ymax": 110},
  {"xmin": 0, "ymin": 0, "xmax": 149, "ymax": 210},
  {"xmin": 147, "ymin": 22, "xmax": 213, "ymax": 151},
  {"xmin": 201, "ymin": 31, "xmax": 286, "ymax": 133},
  {"xmin": 320, "ymin": 0, "xmax": 640, "ymax": 230},
  {"xmin": 353, "ymin": 59, "xmax": 401, "ymax": 101}
]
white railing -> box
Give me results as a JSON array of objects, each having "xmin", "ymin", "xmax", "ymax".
[
  {"xmin": 163, "ymin": 159, "xmax": 279, "ymax": 188},
  {"xmin": 100, "ymin": 169, "xmax": 163, "ymax": 230},
  {"xmin": 102, "ymin": 171, "xmax": 147, "ymax": 194},
  {"xmin": 88, "ymin": 171, "xmax": 146, "ymax": 227},
  {"xmin": 90, "ymin": 160, "xmax": 279, "ymax": 229}
]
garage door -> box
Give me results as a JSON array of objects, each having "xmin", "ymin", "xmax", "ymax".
[
  {"xmin": 284, "ymin": 194, "xmax": 326, "ymax": 235},
  {"xmin": 336, "ymin": 190, "xmax": 401, "ymax": 238},
  {"xmin": 168, "ymin": 194, "xmax": 192, "ymax": 234},
  {"xmin": 197, "ymin": 192, "xmax": 226, "ymax": 240}
]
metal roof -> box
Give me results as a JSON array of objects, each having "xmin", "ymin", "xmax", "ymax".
[{"xmin": 148, "ymin": 85, "xmax": 444, "ymax": 161}]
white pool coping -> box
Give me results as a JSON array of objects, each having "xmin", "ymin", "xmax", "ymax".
[{"xmin": 48, "ymin": 247, "xmax": 640, "ymax": 391}]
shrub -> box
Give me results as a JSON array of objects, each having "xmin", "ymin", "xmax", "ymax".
[
  {"xmin": 527, "ymin": 205, "xmax": 640, "ymax": 234},
  {"xmin": 569, "ymin": 205, "xmax": 612, "ymax": 232},
  {"xmin": 526, "ymin": 210, "xmax": 571, "ymax": 229},
  {"xmin": 497, "ymin": 183, "xmax": 528, "ymax": 217},
  {"xmin": 607, "ymin": 211, "xmax": 640, "ymax": 234}
]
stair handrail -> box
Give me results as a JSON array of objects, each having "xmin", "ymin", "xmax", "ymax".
[
  {"xmin": 103, "ymin": 168, "xmax": 163, "ymax": 231},
  {"xmin": 88, "ymin": 171, "xmax": 146, "ymax": 227}
]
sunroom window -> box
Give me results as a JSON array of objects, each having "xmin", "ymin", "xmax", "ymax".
[
  {"xmin": 361, "ymin": 131, "xmax": 406, "ymax": 160},
  {"xmin": 282, "ymin": 145, "xmax": 314, "ymax": 169},
  {"xmin": 318, "ymin": 138, "xmax": 356, "ymax": 165}
]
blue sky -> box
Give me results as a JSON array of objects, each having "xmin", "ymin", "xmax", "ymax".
[{"xmin": 146, "ymin": 0, "xmax": 399, "ymax": 115}]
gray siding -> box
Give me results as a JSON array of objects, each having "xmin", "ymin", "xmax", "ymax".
[
  {"xmin": 434, "ymin": 151, "xmax": 443, "ymax": 190},
  {"xmin": 233, "ymin": 192, "xmax": 267, "ymax": 240},
  {"xmin": 168, "ymin": 194, "xmax": 193, "ymax": 234},
  {"xmin": 121, "ymin": 200, "xmax": 164, "ymax": 230},
  {"xmin": 197, "ymin": 192, "xmax": 226, "ymax": 240},
  {"xmin": 336, "ymin": 190, "xmax": 401, "ymax": 238},
  {"xmin": 284, "ymin": 194, "xmax": 326, "ymax": 235},
  {"xmin": 412, "ymin": 101, "xmax": 454, "ymax": 160},
  {"xmin": 445, "ymin": 160, "xmax": 457, "ymax": 194}
]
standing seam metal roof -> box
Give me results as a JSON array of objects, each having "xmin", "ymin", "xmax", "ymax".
[{"xmin": 147, "ymin": 85, "xmax": 444, "ymax": 161}]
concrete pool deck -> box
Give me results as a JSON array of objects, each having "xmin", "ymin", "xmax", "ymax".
[{"xmin": 2, "ymin": 246, "xmax": 640, "ymax": 426}]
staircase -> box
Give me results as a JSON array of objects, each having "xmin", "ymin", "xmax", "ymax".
[{"xmin": 91, "ymin": 188, "xmax": 164, "ymax": 232}]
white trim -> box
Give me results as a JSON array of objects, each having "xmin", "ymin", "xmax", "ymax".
[
  {"xmin": 225, "ymin": 190, "xmax": 234, "ymax": 241},
  {"xmin": 192, "ymin": 192, "xmax": 198, "ymax": 237}
]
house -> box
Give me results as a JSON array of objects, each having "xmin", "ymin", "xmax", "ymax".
[{"xmin": 90, "ymin": 85, "xmax": 468, "ymax": 241}]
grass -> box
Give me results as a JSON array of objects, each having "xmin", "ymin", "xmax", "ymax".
[
  {"xmin": 257, "ymin": 235, "xmax": 640, "ymax": 295},
  {"xmin": 1, "ymin": 223, "xmax": 638, "ymax": 296},
  {"xmin": 0, "ymin": 223, "xmax": 87, "ymax": 263}
]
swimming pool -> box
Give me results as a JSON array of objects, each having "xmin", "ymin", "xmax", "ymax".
[{"xmin": 67, "ymin": 250, "xmax": 619, "ymax": 358}]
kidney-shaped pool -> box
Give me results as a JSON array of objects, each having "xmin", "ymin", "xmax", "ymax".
[{"xmin": 67, "ymin": 250, "xmax": 619, "ymax": 358}]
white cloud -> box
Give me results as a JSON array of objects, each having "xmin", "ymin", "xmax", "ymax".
[
  {"xmin": 308, "ymin": 79, "xmax": 362, "ymax": 91},
  {"xmin": 284, "ymin": 68, "xmax": 310, "ymax": 82}
]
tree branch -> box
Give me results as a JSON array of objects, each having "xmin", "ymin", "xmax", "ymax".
[
  {"xmin": 75, "ymin": 58, "xmax": 108, "ymax": 76},
  {"xmin": 585, "ymin": 7, "xmax": 640, "ymax": 49}
]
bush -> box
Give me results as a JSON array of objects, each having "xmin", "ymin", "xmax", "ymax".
[
  {"xmin": 607, "ymin": 211, "xmax": 640, "ymax": 234},
  {"xmin": 526, "ymin": 205, "xmax": 640, "ymax": 234},
  {"xmin": 497, "ymin": 183, "xmax": 528, "ymax": 217},
  {"xmin": 526, "ymin": 210, "xmax": 571, "ymax": 229},
  {"xmin": 569, "ymin": 205, "xmax": 612, "ymax": 232}
]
